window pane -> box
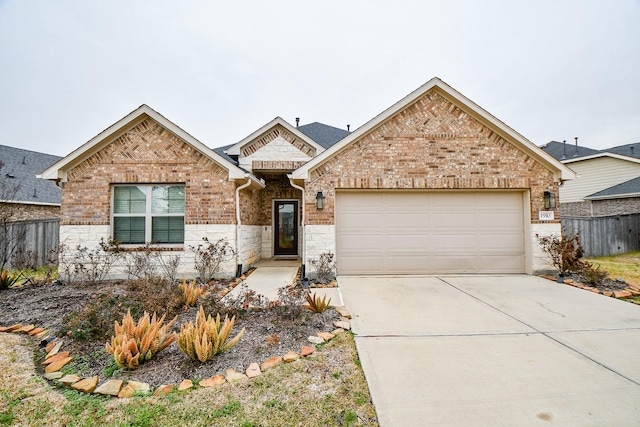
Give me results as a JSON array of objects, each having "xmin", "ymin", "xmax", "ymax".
[
  {"xmin": 152, "ymin": 185, "xmax": 185, "ymax": 214},
  {"xmin": 114, "ymin": 217, "xmax": 145, "ymax": 244},
  {"xmin": 114, "ymin": 186, "xmax": 146, "ymax": 214},
  {"xmin": 152, "ymin": 216, "xmax": 184, "ymax": 244}
]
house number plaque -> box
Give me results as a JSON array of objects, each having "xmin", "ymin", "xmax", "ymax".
[{"xmin": 538, "ymin": 211, "xmax": 554, "ymax": 221}]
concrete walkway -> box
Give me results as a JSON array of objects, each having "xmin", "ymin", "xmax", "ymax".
[
  {"xmin": 225, "ymin": 259, "xmax": 343, "ymax": 305},
  {"xmin": 339, "ymin": 275, "xmax": 640, "ymax": 426}
]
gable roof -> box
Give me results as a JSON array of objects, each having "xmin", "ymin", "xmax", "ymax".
[
  {"xmin": 292, "ymin": 77, "xmax": 575, "ymax": 182},
  {"xmin": 224, "ymin": 117, "xmax": 325, "ymax": 157},
  {"xmin": 40, "ymin": 104, "xmax": 259, "ymax": 184},
  {"xmin": 0, "ymin": 145, "xmax": 62, "ymax": 205},
  {"xmin": 297, "ymin": 122, "xmax": 350, "ymax": 149},
  {"xmin": 540, "ymin": 140, "xmax": 602, "ymax": 161},
  {"xmin": 586, "ymin": 175, "xmax": 640, "ymax": 200}
]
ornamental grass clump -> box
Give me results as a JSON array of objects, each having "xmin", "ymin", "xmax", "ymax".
[
  {"xmin": 0, "ymin": 270, "xmax": 20, "ymax": 290},
  {"xmin": 178, "ymin": 305, "xmax": 245, "ymax": 363},
  {"xmin": 180, "ymin": 277, "xmax": 208, "ymax": 307},
  {"xmin": 305, "ymin": 291, "xmax": 331, "ymax": 313},
  {"xmin": 105, "ymin": 309, "xmax": 177, "ymax": 369}
]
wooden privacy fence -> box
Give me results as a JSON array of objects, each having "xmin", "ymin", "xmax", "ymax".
[
  {"xmin": 562, "ymin": 213, "xmax": 640, "ymax": 257},
  {"xmin": 1, "ymin": 219, "xmax": 59, "ymax": 269}
]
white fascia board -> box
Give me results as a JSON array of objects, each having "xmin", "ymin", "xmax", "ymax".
[
  {"xmin": 0, "ymin": 200, "xmax": 61, "ymax": 206},
  {"xmin": 585, "ymin": 192, "xmax": 640, "ymax": 201},
  {"xmin": 40, "ymin": 105, "xmax": 245, "ymax": 182},
  {"xmin": 292, "ymin": 77, "xmax": 575, "ymax": 182},
  {"xmin": 225, "ymin": 117, "xmax": 325, "ymax": 156},
  {"xmin": 562, "ymin": 152, "xmax": 640, "ymax": 165}
]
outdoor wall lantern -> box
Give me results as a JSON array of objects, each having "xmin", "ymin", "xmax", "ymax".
[
  {"xmin": 316, "ymin": 190, "xmax": 325, "ymax": 210},
  {"xmin": 544, "ymin": 191, "xmax": 556, "ymax": 210}
]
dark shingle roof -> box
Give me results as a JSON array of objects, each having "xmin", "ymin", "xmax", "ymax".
[
  {"xmin": 298, "ymin": 122, "xmax": 350, "ymax": 149},
  {"xmin": 539, "ymin": 140, "xmax": 601, "ymax": 161},
  {"xmin": 0, "ymin": 145, "xmax": 62, "ymax": 205},
  {"xmin": 213, "ymin": 144, "xmax": 238, "ymax": 166},
  {"xmin": 586, "ymin": 176, "xmax": 640, "ymax": 199},
  {"xmin": 605, "ymin": 142, "xmax": 640, "ymax": 159}
]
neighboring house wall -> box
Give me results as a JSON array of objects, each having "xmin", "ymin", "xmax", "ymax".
[
  {"xmin": 560, "ymin": 157, "xmax": 640, "ymax": 203},
  {"xmin": 3, "ymin": 203, "xmax": 60, "ymax": 222},
  {"xmin": 59, "ymin": 118, "xmax": 239, "ymax": 276},
  {"xmin": 561, "ymin": 198, "xmax": 640, "ymax": 218},
  {"xmin": 302, "ymin": 89, "xmax": 560, "ymax": 273}
]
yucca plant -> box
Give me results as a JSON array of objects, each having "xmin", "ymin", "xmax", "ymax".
[
  {"xmin": 305, "ymin": 292, "xmax": 331, "ymax": 313},
  {"xmin": 178, "ymin": 305, "xmax": 245, "ymax": 362},
  {"xmin": 179, "ymin": 277, "xmax": 208, "ymax": 307},
  {"xmin": 0, "ymin": 270, "xmax": 20, "ymax": 290},
  {"xmin": 105, "ymin": 309, "xmax": 177, "ymax": 369}
]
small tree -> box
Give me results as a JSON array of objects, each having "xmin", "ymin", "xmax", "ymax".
[{"xmin": 537, "ymin": 233, "xmax": 584, "ymax": 277}]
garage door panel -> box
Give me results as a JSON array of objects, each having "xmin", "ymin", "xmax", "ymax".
[
  {"xmin": 336, "ymin": 191, "xmax": 526, "ymax": 275},
  {"xmin": 337, "ymin": 234, "xmax": 383, "ymax": 250}
]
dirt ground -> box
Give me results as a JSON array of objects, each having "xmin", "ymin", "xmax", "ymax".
[{"xmin": 0, "ymin": 280, "xmax": 340, "ymax": 388}]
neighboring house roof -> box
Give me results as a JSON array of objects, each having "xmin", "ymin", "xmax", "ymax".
[
  {"xmin": 586, "ymin": 176, "xmax": 640, "ymax": 200},
  {"xmin": 292, "ymin": 77, "xmax": 575, "ymax": 182},
  {"xmin": 40, "ymin": 104, "xmax": 263, "ymax": 187},
  {"xmin": 297, "ymin": 122, "xmax": 350, "ymax": 149},
  {"xmin": 606, "ymin": 142, "xmax": 640, "ymax": 159},
  {"xmin": 224, "ymin": 117, "xmax": 325, "ymax": 157},
  {"xmin": 0, "ymin": 144, "xmax": 61, "ymax": 205},
  {"xmin": 561, "ymin": 151, "xmax": 640, "ymax": 165},
  {"xmin": 539, "ymin": 140, "xmax": 602, "ymax": 161}
]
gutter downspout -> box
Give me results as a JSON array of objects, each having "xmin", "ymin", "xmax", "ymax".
[
  {"xmin": 235, "ymin": 177, "xmax": 252, "ymax": 277},
  {"xmin": 288, "ymin": 176, "xmax": 306, "ymax": 278}
]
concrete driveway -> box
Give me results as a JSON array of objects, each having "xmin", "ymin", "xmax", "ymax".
[{"xmin": 338, "ymin": 275, "xmax": 640, "ymax": 426}]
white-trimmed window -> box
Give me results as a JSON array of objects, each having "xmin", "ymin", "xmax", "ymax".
[{"xmin": 112, "ymin": 185, "xmax": 185, "ymax": 244}]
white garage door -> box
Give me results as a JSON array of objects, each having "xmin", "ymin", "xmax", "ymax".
[{"xmin": 335, "ymin": 191, "xmax": 526, "ymax": 275}]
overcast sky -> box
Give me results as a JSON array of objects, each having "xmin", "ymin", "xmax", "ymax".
[{"xmin": 1, "ymin": 0, "xmax": 639, "ymax": 157}]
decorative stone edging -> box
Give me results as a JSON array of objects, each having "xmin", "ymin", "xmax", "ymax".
[
  {"xmin": 541, "ymin": 275, "xmax": 640, "ymax": 299},
  {"xmin": 0, "ymin": 306, "xmax": 353, "ymax": 398}
]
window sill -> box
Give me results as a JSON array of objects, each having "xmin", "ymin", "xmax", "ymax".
[{"xmin": 118, "ymin": 245, "xmax": 184, "ymax": 252}]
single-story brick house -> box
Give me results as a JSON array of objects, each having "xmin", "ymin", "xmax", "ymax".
[{"xmin": 40, "ymin": 77, "xmax": 574, "ymax": 278}]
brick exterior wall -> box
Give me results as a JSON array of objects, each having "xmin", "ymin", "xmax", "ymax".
[
  {"xmin": 304, "ymin": 89, "xmax": 559, "ymax": 225},
  {"xmin": 2, "ymin": 203, "xmax": 60, "ymax": 222},
  {"xmin": 561, "ymin": 198, "xmax": 640, "ymax": 218},
  {"xmin": 255, "ymin": 175, "xmax": 302, "ymax": 225},
  {"xmin": 593, "ymin": 198, "xmax": 640, "ymax": 216},
  {"xmin": 561, "ymin": 201, "xmax": 592, "ymax": 217},
  {"xmin": 60, "ymin": 118, "xmax": 236, "ymax": 227}
]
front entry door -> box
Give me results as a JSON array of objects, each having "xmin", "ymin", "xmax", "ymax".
[{"xmin": 274, "ymin": 200, "xmax": 298, "ymax": 256}]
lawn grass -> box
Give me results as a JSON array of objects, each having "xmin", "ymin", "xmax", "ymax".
[
  {"xmin": 0, "ymin": 331, "xmax": 378, "ymax": 426},
  {"xmin": 584, "ymin": 251, "xmax": 640, "ymax": 288}
]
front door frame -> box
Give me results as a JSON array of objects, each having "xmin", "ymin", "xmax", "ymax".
[{"xmin": 273, "ymin": 199, "xmax": 299, "ymax": 256}]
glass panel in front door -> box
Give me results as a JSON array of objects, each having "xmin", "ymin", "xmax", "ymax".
[{"xmin": 275, "ymin": 201, "xmax": 298, "ymax": 255}]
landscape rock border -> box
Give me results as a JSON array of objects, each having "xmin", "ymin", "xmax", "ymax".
[
  {"xmin": 541, "ymin": 275, "xmax": 640, "ymax": 299},
  {"xmin": 0, "ymin": 307, "xmax": 353, "ymax": 399}
]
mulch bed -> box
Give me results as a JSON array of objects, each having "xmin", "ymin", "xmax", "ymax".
[{"xmin": 0, "ymin": 279, "xmax": 340, "ymax": 388}]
